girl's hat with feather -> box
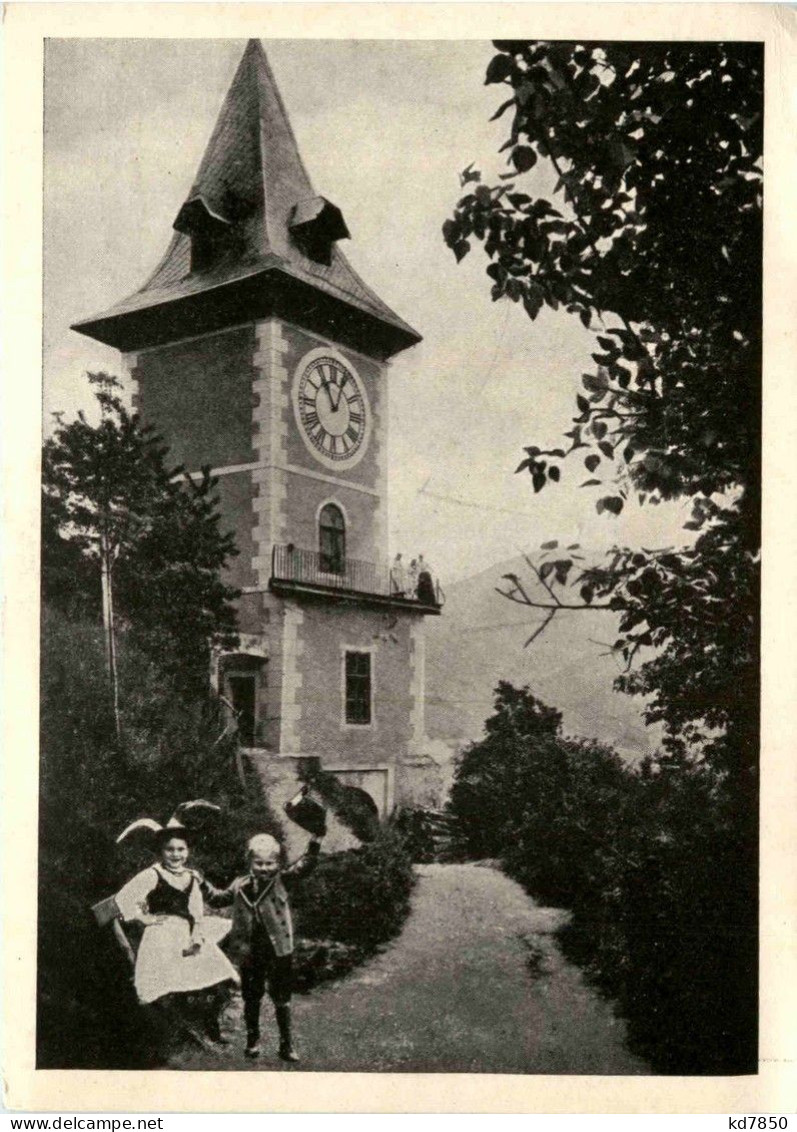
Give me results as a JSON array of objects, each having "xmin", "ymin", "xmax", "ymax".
[{"xmin": 116, "ymin": 800, "xmax": 221, "ymax": 850}]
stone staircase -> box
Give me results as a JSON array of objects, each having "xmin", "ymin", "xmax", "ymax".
[
  {"xmin": 423, "ymin": 809, "xmax": 461, "ymax": 861},
  {"xmin": 395, "ymin": 806, "xmax": 461, "ymax": 863}
]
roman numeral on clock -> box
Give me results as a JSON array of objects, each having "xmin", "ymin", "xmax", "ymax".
[{"xmin": 297, "ymin": 355, "xmax": 368, "ymax": 464}]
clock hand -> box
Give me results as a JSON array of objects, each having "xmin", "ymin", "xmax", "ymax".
[
  {"xmin": 331, "ymin": 375, "xmax": 347, "ymax": 412},
  {"xmin": 328, "ymin": 380, "xmax": 343, "ymax": 412},
  {"xmin": 320, "ymin": 380, "xmax": 338, "ymax": 412}
]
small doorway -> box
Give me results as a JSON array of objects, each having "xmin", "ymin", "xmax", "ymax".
[
  {"xmin": 221, "ymin": 653, "xmax": 267, "ymax": 746},
  {"xmin": 227, "ymin": 674, "xmax": 256, "ymax": 744}
]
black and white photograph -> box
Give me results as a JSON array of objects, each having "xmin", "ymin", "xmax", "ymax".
[{"xmin": 6, "ymin": 2, "xmax": 793, "ymax": 1108}]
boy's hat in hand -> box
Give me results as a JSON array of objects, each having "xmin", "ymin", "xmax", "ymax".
[{"xmin": 284, "ymin": 787, "xmax": 327, "ymax": 837}]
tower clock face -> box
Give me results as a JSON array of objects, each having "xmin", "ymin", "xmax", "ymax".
[{"xmin": 292, "ymin": 349, "xmax": 371, "ymax": 470}]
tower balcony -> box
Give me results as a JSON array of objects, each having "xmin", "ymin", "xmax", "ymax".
[{"xmin": 270, "ymin": 544, "xmax": 443, "ymax": 613}]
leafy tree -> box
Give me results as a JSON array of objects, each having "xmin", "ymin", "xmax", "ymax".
[
  {"xmin": 444, "ymin": 42, "xmax": 760, "ymax": 1072},
  {"xmin": 449, "ymin": 682, "xmax": 563, "ymax": 857},
  {"xmin": 42, "ymin": 374, "xmax": 239, "ymax": 696},
  {"xmin": 450, "ymin": 683, "xmax": 635, "ymax": 893},
  {"xmin": 443, "ymin": 42, "xmax": 761, "ymax": 782},
  {"xmin": 449, "ymin": 683, "xmax": 756, "ymax": 1072},
  {"xmin": 37, "ymin": 607, "xmax": 278, "ymax": 1068},
  {"xmin": 41, "ymin": 484, "xmax": 100, "ymax": 619}
]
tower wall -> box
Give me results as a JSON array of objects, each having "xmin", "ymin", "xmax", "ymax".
[
  {"xmin": 74, "ymin": 38, "xmax": 430, "ymax": 822},
  {"xmin": 130, "ymin": 325, "xmax": 258, "ymax": 471},
  {"xmin": 279, "ymin": 321, "xmax": 389, "ymax": 564},
  {"xmin": 125, "ymin": 312, "xmax": 429, "ymax": 810},
  {"xmin": 127, "ymin": 325, "xmax": 262, "ymax": 603},
  {"xmin": 294, "ymin": 603, "xmax": 414, "ymax": 758},
  {"xmin": 214, "ymin": 473, "xmax": 259, "ymax": 592}
]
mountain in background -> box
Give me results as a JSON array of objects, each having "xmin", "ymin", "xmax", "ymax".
[{"xmin": 425, "ymin": 554, "xmax": 661, "ymax": 761}]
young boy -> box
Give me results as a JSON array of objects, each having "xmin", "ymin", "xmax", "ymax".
[{"xmin": 201, "ymin": 832, "xmax": 322, "ymax": 1061}]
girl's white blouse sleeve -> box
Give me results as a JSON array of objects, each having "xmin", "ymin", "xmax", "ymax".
[{"xmin": 115, "ymin": 868, "xmax": 157, "ymax": 922}]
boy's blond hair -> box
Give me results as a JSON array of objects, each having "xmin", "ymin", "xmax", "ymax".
[{"xmin": 247, "ymin": 833, "xmax": 280, "ymax": 860}]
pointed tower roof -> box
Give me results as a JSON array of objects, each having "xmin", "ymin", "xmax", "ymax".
[{"xmin": 73, "ymin": 41, "xmax": 420, "ymax": 359}]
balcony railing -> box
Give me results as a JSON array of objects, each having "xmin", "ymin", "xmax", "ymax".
[{"xmin": 271, "ymin": 545, "xmax": 443, "ymax": 609}]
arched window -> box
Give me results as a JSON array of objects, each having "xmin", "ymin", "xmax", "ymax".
[{"xmin": 319, "ymin": 503, "xmax": 345, "ymax": 575}]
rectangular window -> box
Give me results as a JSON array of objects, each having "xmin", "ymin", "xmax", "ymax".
[{"xmin": 345, "ymin": 650, "xmax": 372, "ymax": 725}]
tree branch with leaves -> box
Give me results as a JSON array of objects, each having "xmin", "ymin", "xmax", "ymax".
[
  {"xmin": 42, "ymin": 374, "xmax": 240, "ymax": 703},
  {"xmin": 444, "ymin": 41, "xmax": 761, "ymax": 780}
]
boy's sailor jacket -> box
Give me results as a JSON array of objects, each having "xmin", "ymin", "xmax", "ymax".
[{"xmin": 200, "ymin": 841, "xmax": 320, "ymax": 960}]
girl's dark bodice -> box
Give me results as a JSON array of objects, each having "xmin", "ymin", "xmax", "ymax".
[{"xmin": 147, "ymin": 870, "xmax": 196, "ymax": 924}]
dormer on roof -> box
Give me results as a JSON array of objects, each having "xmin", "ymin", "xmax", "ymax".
[
  {"xmin": 174, "ymin": 194, "xmax": 240, "ymax": 274},
  {"xmin": 174, "ymin": 195, "xmax": 233, "ymax": 236},
  {"xmin": 289, "ymin": 196, "xmax": 350, "ymax": 266},
  {"xmin": 72, "ymin": 39, "xmax": 420, "ymax": 360}
]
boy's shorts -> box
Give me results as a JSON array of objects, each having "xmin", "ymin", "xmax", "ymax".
[{"xmin": 240, "ymin": 938, "xmax": 293, "ymax": 1006}]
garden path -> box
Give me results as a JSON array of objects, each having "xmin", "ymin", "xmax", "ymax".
[{"xmin": 171, "ymin": 862, "xmax": 648, "ymax": 1074}]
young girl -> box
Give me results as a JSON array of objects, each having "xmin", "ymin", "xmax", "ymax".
[
  {"xmin": 114, "ymin": 825, "xmax": 239, "ymax": 1037},
  {"xmin": 201, "ymin": 831, "xmax": 322, "ymax": 1062}
]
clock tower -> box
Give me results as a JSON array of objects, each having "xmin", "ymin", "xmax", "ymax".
[{"xmin": 73, "ymin": 40, "xmax": 442, "ymax": 834}]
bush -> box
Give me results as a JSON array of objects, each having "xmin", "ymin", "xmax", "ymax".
[
  {"xmin": 390, "ymin": 806, "xmax": 461, "ymax": 863},
  {"xmin": 448, "ymin": 682, "xmax": 563, "ymax": 859},
  {"xmin": 297, "ymin": 759, "xmax": 381, "ymax": 843},
  {"xmin": 37, "ymin": 608, "xmax": 278, "ymax": 1068},
  {"xmin": 390, "ymin": 807, "xmax": 438, "ymax": 863},
  {"xmin": 448, "ymin": 681, "xmax": 757, "ymax": 1074},
  {"xmin": 553, "ymin": 770, "xmax": 757, "ymax": 1074},
  {"xmin": 291, "ymin": 829, "xmax": 415, "ymax": 952},
  {"xmin": 292, "ymin": 938, "xmax": 365, "ymax": 993},
  {"xmin": 38, "ymin": 608, "xmax": 417, "ymax": 1065}
]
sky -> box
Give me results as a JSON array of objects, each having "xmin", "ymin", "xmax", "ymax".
[{"xmin": 43, "ymin": 38, "xmax": 691, "ymax": 584}]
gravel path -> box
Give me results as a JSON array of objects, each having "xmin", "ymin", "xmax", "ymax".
[{"xmin": 172, "ymin": 862, "xmax": 648, "ymax": 1074}]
